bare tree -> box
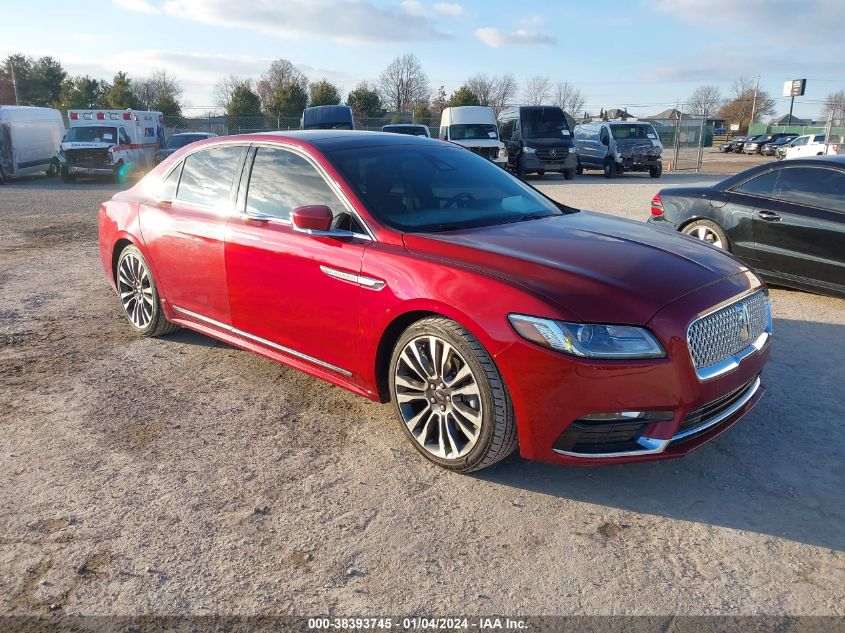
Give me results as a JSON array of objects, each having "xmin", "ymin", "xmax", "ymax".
[
  {"xmin": 717, "ymin": 76, "xmax": 775, "ymax": 132},
  {"xmin": 377, "ymin": 54, "xmax": 431, "ymax": 115},
  {"xmin": 131, "ymin": 69, "xmax": 184, "ymax": 116},
  {"xmin": 522, "ymin": 75, "xmax": 551, "ymax": 106},
  {"xmin": 823, "ymin": 90, "xmax": 845, "ymax": 126},
  {"xmin": 214, "ymin": 75, "xmax": 252, "ymax": 110},
  {"xmin": 256, "ymin": 59, "xmax": 309, "ymax": 113},
  {"xmin": 686, "ymin": 85, "xmax": 723, "ymax": 117},
  {"xmin": 491, "ymin": 73, "xmax": 518, "ymax": 115},
  {"xmin": 552, "ymin": 82, "xmax": 585, "ymax": 114},
  {"xmin": 465, "ymin": 73, "xmax": 497, "ymax": 106}
]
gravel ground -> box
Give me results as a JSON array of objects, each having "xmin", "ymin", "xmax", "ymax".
[{"xmin": 1, "ymin": 171, "xmax": 843, "ymax": 618}]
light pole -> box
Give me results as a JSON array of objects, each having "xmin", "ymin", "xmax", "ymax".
[{"xmin": 9, "ymin": 60, "xmax": 20, "ymax": 106}]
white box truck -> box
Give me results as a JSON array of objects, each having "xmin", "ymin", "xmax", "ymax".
[
  {"xmin": 439, "ymin": 106, "xmax": 507, "ymax": 167},
  {"xmin": 0, "ymin": 106, "xmax": 65, "ymax": 184},
  {"xmin": 58, "ymin": 109, "xmax": 164, "ymax": 183}
]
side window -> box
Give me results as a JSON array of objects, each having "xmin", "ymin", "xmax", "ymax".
[
  {"xmin": 246, "ymin": 147, "xmax": 345, "ymax": 222},
  {"xmin": 176, "ymin": 145, "xmax": 244, "ymax": 207},
  {"xmin": 599, "ymin": 128, "xmax": 610, "ymax": 145},
  {"xmin": 439, "ymin": 126, "xmax": 448, "ymax": 140},
  {"xmin": 158, "ymin": 162, "xmax": 182, "ymax": 199},
  {"xmin": 118, "ymin": 127, "xmax": 131, "ymax": 145},
  {"xmin": 775, "ymin": 167, "xmax": 845, "ymax": 212},
  {"xmin": 734, "ymin": 170, "xmax": 778, "ymax": 197},
  {"xmin": 499, "ymin": 118, "xmax": 513, "ymax": 141},
  {"xmin": 792, "ymin": 136, "xmax": 808, "ymax": 146}
]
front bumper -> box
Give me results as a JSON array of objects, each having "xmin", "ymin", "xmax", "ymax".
[
  {"xmin": 495, "ymin": 279, "xmax": 770, "ymax": 465},
  {"xmin": 521, "ymin": 151, "xmax": 577, "ymax": 172},
  {"xmin": 67, "ymin": 165, "xmax": 116, "ymax": 176},
  {"xmin": 618, "ymin": 156, "xmax": 661, "ymax": 172}
]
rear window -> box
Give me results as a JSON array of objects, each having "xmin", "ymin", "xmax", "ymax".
[{"xmin": 176, "ymin": 145, "xmax": 244, "ymax": 207}]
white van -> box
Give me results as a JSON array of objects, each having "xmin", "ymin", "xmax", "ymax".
[
  {"xmin": 439, "ymin": 106, "xmax": 506, "ymax": 166},
  {"xmin": 58, "ymin": 109, "xmax": 164, "ymax": 183},
  {"xmin": 0, "ymin": 106, "xmax": 65, "ymax": 183}
]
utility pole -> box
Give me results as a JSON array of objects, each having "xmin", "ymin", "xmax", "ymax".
[
  {"xmin": 749, "ymin": 75, "xmax": 760, "ymax": 129},
  {"xmin": 9, "ymin": 60, "xmax": 20, "ymax": 106}
]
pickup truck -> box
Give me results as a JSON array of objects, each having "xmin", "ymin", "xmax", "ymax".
[{"xmin": 782, "ymin": 133, "xmax": 844, "ymax": 159}]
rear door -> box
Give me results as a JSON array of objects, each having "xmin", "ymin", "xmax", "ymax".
[
  {"xmin": 752, "ymin": 165, "xmax": 845, "ymax": 289},
  {"xmin": 140, "ymin": 143, "xmax": 247, "ymax": 325}
]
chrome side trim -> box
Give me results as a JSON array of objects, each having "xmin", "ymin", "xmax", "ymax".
[
  {"xmin": 672, "ymin": 376, "xmax": 761, "ymax": 440},
  {"xmin": 171, "ymin": 305, "xmax": 353, "ymax": 377},
  {"xmin": 319, "ymin": 265, "xmax": 385, "ymax": 290},
  {"xmin": 553, "ymin": 376, "xmax": 761, "ymax": 459}
]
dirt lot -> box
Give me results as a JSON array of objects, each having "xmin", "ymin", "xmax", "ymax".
[{"xmin": 1, "ymin": 171, "xmax": 843, "ymax": 618}]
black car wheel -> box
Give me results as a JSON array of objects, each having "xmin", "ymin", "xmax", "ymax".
[
  {"xmin": 563, "ymin": 168, "xmax": 575, "ymax": 180},
  {"xmin": 46, "ymin": 158, "xmax": 60, "ymax": 177},
  {"xmin": 649, "ymin": 164, "xmax": 662, "ymax": 179},
  {"xmin": 682, "ymin": 219, "xmax": 729, "ymax": 250},
  {"xmin": 60, "ymin": 166, "xmax": 76, "ymax": 184},
  {"xmin": 603, "ymin": 160, "xmax": 615, "ymax": 179}
]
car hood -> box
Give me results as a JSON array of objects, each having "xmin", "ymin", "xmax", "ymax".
[{"xmin": 402, "ymin": 211, "xmax": 749, "ymax": 324}]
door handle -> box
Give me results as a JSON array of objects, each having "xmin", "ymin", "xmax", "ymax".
[{"xmin": 757, "ymin": 210, "xmax": 781, "ymax": 222}]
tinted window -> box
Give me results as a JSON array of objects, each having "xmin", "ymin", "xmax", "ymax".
[
  {"xmin": 792, "ymin": 136, "xmax": 809, "ymax": 146},
  {"xmin": 118, "ymin": 127, "xmax": 130, "ymax": 145},
  {"xmin": 734, "ymin": 170, "xmax": 778, "ymax": 196},
  {"xmin": 327, "ymin": 143, "xmax": 564, "ymax": 232},
  {"xmin": 246, "ymin": 147, "xmax": 344, "ymax": 221},
  {"xmin": 775, "ymin": 167, "xmax": 845, "ymax": 212},
  {"xmin": 158, "ymin": 162, "xmax": 182, "ymax": 199},
  {"xmin": 600, "ymin": 128, "xmax": 610, "ymax": 145},
  {"xmin": 176, "ymin": 145, "xmax": 244, "ymax": 207},
  {"xmin": 166, "ymin": 134, "xmax": 211, "ymax": 149},
  {"xmin": 499, "ymin": 118, "xmax": 514, "ymax": 141}
]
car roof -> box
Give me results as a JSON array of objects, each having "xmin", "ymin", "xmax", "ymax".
[{"xmin": 231, "ymin": 130, "xmax": 440, "ymax": 151}]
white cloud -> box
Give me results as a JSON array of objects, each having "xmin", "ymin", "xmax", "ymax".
[
  {"xmin": 433, "ymin": 2, "xmax": 463, "ymax": 15},
  {"xmin": 651, "ymin": 0, "xmax": 845, "ymax": 31},
  {"xmin": 112, "ymin": 0, "xmax": 161, "ymax": 15},
  {"xmin": 402, "ymin": 0, "xmax": 427, "ymax": 16},
  {"xmin": 474, "ymin": 28, "xmax": 555, "ymax": 48},
  {"xmin": 161, "ymin": 0, "xmax": 448, "ymax": 44}
]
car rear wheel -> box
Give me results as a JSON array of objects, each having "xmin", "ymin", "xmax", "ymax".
[
  {"xmin": 682, "ymin": 219, "xmax": 729, "ymax": 250},
  {"xmin": 116, "ymin": 245, "xmax": 179, "ymax": 337},
  {"xmin": 389, "ymin": 317, "xmax": 517, "ymax": 472}
]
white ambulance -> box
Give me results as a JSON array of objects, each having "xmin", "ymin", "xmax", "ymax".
[{"xmin": 58, "ymin": 109, "xmax": 164, "ymax": 183}]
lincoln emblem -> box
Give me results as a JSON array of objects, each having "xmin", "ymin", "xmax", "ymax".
[{"xmin": 737, "ymin": 304, "xmax": 751, "ymax": 342}]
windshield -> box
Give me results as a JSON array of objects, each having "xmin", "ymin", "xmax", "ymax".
[
  {"xmin": 521, "ymin": 108, "xmax": 570, "ymax": 140},
  {"xmin": 449, "ymin": 124, "xmax": 498, "ymax": 141},
  {"xmin": 303, "ymin": 122, "xmax": 354, "ymax": 130},
  {"xmin": 610, "ymin": 124, "xmax": 658, "ymax": 140},
  {"xmin": 384, "ymin": 126, "xmax": 429, "ymax": 137},
  {"xmin": 326, "ymin": 144, "xmax": 565, "ymax": 232},
  {"xmin": 63, "ymin": 126, "xmax": 118, "ymax": 143},
  {"xmin": 165, "ymin": 134, "xmax": 209, "ymax": 149}
]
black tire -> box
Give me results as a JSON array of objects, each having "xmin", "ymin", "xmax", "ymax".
[
  {"xmin": 514, "ymin": 156, "xmax": 525, "ymax": 179},
  {"xmin": 649, "ymin": 164, "xmax": 662, "ymax": 179},
  {"xmin": 60, "ymin": 166, "xmax": 75, "ymax": 184},
  {"xmin": 603, "ymin": 160, "xmax": 616, "ymax": 179},
  {"xmin": 388, "ymin": 317, "xmax": 517, "ymax": 472},
  {"xmin": 563, "ymin": 168, "xmax": 575, "ymax": 180},
  {"xmin": 681, "ymin": 219, "xmax": 730, "ymax": 251},
  {"xmin": 575, "ymin": 163, "xmax": 583, "ymax": 175},
  {"xmin": 46, "ymin": 158, "xmax": 60, "ymax": 177},
  {"xmin": 116, "ymin": 245, "xmax": 179, "ymax": 337}
]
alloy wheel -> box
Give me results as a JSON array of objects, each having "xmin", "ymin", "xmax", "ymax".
[
  {"xmin": 117, "ymin": 252, "xmax": 155, "ymax": 329},
  {"xmin": 393, "ymin": 335, "xmax": 483, "ymax": 460},
  {"xmin": 685, "ymin": 225, "xmax": 724, "ymax": 248}
]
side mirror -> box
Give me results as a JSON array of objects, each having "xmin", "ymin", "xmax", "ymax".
[{"xmin": 291, "ymin": 205, "xmax": 333, "ymax": 233}]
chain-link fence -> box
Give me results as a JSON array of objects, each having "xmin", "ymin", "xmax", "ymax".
[{"xmin": 640, "ymin": 116, "xmax": 713, "ymax": 172}]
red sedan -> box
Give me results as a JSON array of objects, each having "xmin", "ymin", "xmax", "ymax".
[{"xmin": 98, "ymin": 131, "xmax": 771, "ymax": 472}]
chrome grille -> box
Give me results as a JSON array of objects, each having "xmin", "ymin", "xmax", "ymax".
[{"xmin": 688, "ymin": 291, "xmax": 770, "ymax": 376}]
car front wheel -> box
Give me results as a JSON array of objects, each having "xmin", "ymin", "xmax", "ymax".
[
  {"xmin": 116, "ymin": 245, "xmax": 179, "ymax": 337},
  {"xmin": 389, "ymin": 317, "xmax": 517, "ymax": 472},
  {"xmin": 681, "ymin": 219, "xmax": 729, "ymax": 250}
]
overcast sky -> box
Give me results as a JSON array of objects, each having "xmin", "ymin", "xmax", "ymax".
[{"xmin": 2, "ymin": 0, "xmax": 843, "ymax": 119}]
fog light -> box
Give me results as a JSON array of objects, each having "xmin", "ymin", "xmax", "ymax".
[{"xmin": 578, "ymin": 411, "xmax": 673, "ymax": 422}]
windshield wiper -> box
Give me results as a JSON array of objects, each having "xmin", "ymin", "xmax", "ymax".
[{"xmin": 496, "ymin": 213, "xmax": 553, "ymax": 225}]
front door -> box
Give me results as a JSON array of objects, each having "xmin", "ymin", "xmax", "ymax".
[
  {"xmin": 753, "ymin": 165, "xmax": 845, "ymax": 289},
  {"xmin": 225, "ymin": 145, "xmax": 373, "ymax": 379}
]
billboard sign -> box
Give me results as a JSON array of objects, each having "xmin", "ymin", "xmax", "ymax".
[{"xmin": 783, "ymin": 79, "xmax": 807, "ymax": 97}]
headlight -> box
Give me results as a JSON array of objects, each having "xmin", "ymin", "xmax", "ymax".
[
  {"xmin": 498, "ymin": 147, "xmax": 507, "ymax": 159},
  {"xmin": 522, "ymin": 146, "xmax": 536, "ymax": 154},
  {"xmin": 508, "ymin": 314, "xmax": 666, "ymax": 359}
]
